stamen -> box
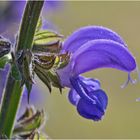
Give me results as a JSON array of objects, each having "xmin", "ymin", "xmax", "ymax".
[{"xmin": 121, "ymin": 73, "xmax": 136, "ymax": 88}]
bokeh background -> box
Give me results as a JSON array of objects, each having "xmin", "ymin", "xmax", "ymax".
[{"xmin": 0, "ymin": 1, "xmax": 140, "ymax": 139}]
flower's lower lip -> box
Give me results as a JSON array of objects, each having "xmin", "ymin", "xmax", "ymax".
[{"xmin": 68, "ymin": 75, "xmax": 108, "ymax": 121}]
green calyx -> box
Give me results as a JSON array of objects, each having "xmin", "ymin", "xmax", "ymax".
[{"xmin": 13, "ymin": 106, "xmax": 47, "ymax": 139}]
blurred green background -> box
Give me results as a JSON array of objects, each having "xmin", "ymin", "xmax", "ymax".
[{"xmin": 1, "ymin": 1, "xmax": 140, "ymax": 139}]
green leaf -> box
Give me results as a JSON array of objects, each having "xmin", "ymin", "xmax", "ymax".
[{"xmin": 0, "ymin": 54, "xmax": 11, "ymax": 69}]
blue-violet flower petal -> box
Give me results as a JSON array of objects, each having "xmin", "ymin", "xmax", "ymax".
[
  {"xmin": 62, "ymin": 26, "xmax": 127, "ymax": 53},
  {"xmin": 72, "ymin": 39, "xmax": 136, "ymax": 75}
]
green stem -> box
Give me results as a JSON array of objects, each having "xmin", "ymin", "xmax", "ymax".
[
  {"xmin": 0, "ymin": 1, "xmax": 44, "ymax": 138},
  {"xmin": 17, "ymin": 1, "xmax": 44, "ymax": 51},
  {"xmin": 0, "ymin": 75, "xmax": 22, "ymax": 137}
]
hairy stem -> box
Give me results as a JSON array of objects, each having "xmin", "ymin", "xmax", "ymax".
[{"xmin": 0, "ymin": 1, "xmax": 44, "ymax": 138}]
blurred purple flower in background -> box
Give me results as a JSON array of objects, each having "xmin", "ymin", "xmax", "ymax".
[
  {"xmin": 57, "ymin": 26, "xmax": 136, "ymax": 121},
  {"xmin": 0, "ymin": 1, "xmax": 62, "ymax": 31},
  {"xmin": 0, "ymin": 1, "xmax": 25, "ymax": 34}
]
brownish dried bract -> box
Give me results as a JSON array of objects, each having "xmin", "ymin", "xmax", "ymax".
[
  {"xmin": 55, "ymin": 52, "xmax": 71, "ymax": 69},
  {"xmin": 34, "ymin": 53, "xmax": 56, "ymax": 70}
]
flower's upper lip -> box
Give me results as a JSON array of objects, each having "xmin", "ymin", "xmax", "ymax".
[
  {"xmin": 57, "ymin": 26, "xmax": 136, "ymax": 87},
  {"xmin": 71, "ymin": 39, "xmax": 136, "ymax": 76},
  {"xmin": 62, "ymin": 26, "xmax": 127, "ymax": 53}
]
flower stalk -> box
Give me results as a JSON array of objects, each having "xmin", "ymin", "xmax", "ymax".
[{"xmin": 0, "ymin": 1, "xmax": 44, "ymax": 138}]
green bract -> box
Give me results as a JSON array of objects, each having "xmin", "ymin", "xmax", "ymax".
[
  {"xmin": 0, "ymin": 54, "xmax": 11, "ymax": 69},
  {"xmin": 33, "ymin": 30, "xmax": 63, "ymax": 53},
  {"xmin": 13, "ymin": 107, "xmax": 46, "ymax": 139}
]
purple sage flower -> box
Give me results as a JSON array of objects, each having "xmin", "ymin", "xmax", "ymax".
[{"xmin": 57, "ymin": 26, "xmax": 136, "ymax": 121}]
